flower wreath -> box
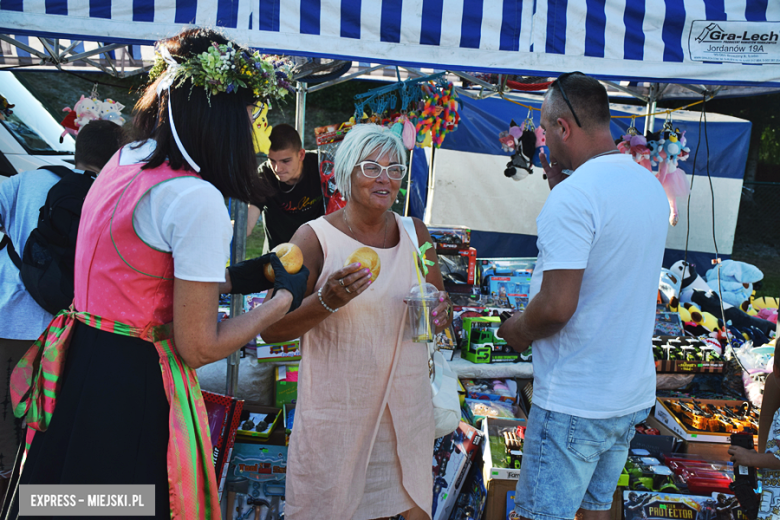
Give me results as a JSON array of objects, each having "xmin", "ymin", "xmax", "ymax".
[{"xmin": 148, "ymin": 41, "xmax": 293, "ymax": 103}]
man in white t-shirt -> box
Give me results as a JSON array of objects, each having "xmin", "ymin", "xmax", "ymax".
[{"xmin": 499, "ymin": 73, "xmax": 669, "ymax": 520}]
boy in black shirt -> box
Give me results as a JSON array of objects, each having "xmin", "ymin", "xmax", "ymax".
[{"xmin": 248, "ymin": 124, "xmax": 324, "ymax": 249}]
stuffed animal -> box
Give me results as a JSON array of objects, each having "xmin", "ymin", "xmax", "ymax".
[
  {"xmin": 704, "ymin": 260, "xmax": 763, "ymax": 308},
  {"xmin": 532, "ymin": 125, "xmax": 548, "ymax": 167},
  {"xmin": 757, "ymin": 308, "xmax": 778, "ymax": 324},
  {"xmin": 498, "ymin": 120, "xmax": 523, "ymax": 153},
  {"xmin": 669, "ymin": 261, "xmax": 722, "ymax": 306},
  {"xmin": 74, "ymin": 95, "xmax": 100, "ymax": 129},
  {"xmin": 753, "ymin": 296, "xmax": 779, "ymax": 311},
  {"xmin": 60, "ymin": 108, "xmax": 79, "ymax": 142},
  {"xmin": 678, "ymin": 305, "xmax": 692, "ymax": 324},
  {"xmin": 252, "ymin": 104, "xmax": 272, "ymax": 154},
  {"xmin": 655, "ymin": 129, "xmax": 691, "ymax": 226},
  {"xmin": 98, "ymin": 99, "xmax": 125, "ymax": 126},
  {"xmin": 691, "ymin": 289, "xmax": 775, "ymax": 338}
]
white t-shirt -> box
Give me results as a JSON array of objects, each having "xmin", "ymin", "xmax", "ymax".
[
  {"xmin": 529, "ymin": 153, "xmax": 669, "ymax": 419},
  {"xmin": 121, "ymin": 141, "xmax": 232, "ymax": 282}
]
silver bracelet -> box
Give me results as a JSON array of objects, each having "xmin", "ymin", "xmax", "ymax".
[{"xmin": 317, "ymin": 287, "xmax": 338, "ymax": 313}]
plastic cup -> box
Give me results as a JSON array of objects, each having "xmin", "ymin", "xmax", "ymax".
[{"xmin": 405, "ymin": 283, "xmax": 440, "ymax": 343}]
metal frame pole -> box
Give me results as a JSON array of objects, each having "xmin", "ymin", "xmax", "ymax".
[
  {"xmin": 226, "ymin": 200, "xmax": 248, "ymax": 397},
  {"xmin": 295, "ymin": 82, "xmax": 307, "ymax": 140},
  {"xmin": 644, "ymin": 83, "xmax": 658, "ymax": 135}
]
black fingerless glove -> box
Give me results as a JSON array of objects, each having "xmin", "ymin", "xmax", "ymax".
[
  {"xmin": 270, "ymin": 255, "xmax": 310, "ymax": 313},
  {"xmin": 226, "ymin": 253, "xmax": 275, "ymax": 294}
]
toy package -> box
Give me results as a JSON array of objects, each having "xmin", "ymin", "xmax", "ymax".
[
  {"xmin": 274, "ymin": 365, "xmax": 298, "ymax": 408},
  {"xmin": 438, "ymin": 247, "xmax": 476, "ymax": 285},
  {"xmin": 461, "ymin": 316, "xmax": 522, "ymax": 364},
  {"xmin": 235, "ymin": 406, "xmax": 282, "ymax": 441},
  {"xmin": 652, "ymin": 336, "xmax": 724, "ymax": 373},
  {"xmin": 623, "ymin": 490, "xmax": 747, "ymax": 520},
  {"xmin": 478, "ymin": 258, "xmax": 536, "ymax": 311},
  {"xmin": 465, "ymin": 398, "xmax": 516, "ymax": 422},
  {"xmin": 432, "ymin": 422, "xmax": 484, "ymax": 520},
  {"xmin": 462, "ymin": 378, "xmax": 518, "ymax": 403},
  {"xmin": 447, "ymin": 461, "xmax": 486, "ymax": 520},
  {"xmin": 224, "ymin": 443, "xmax": 287, "ymax": 520},
  {"xmin": 202, "ymin": 391, "xmax": 244, "ymax": 500},
  {"xmin": 428, "ymin": 226, "xmax": 471, "ymax": 253}
]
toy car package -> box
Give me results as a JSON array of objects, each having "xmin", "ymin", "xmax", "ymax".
[
  {"xmin": 431, "ymin": 422, "xmax": 483, "ymax": 520},
  {"xmin": 478, "ymin": 258, "xmax": 536, "ymax": 311}
]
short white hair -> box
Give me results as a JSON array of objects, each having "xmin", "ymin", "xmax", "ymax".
[{"xmin": 334, "ymin": 124, "xmax": 407, "ymax": 201}]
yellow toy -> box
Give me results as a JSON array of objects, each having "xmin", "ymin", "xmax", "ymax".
[
  {"xmin": 753, "ymin": 296, "xmax": 779, "ymax": 311},
  {"xmin": 252, "ymin": 104, "xmax": 272, "ymax": 154},
  {"xmin": 678, "ymin": 306, "xmax": 692, "ymax": 323}
]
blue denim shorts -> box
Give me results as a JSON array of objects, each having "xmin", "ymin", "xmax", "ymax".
[{"xmin": 513, "ymin": 405, "xmax": 651, "ymax": 520}]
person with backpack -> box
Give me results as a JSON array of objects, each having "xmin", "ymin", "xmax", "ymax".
[
  {"xmin": 0, "ymin": 119, "xmax": 124, "ymax": 488},
  {"xmin": 4, "ymin": 29, "xmax": 309, "ymax": 519}
]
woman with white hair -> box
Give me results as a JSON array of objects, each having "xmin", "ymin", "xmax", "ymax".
[{"xmin": 261, "ymin": 124, "xmax": 452, "ymax": 520}]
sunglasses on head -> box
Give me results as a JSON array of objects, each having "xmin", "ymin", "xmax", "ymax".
[{"xmin": 552, "ymin": 72, "xmax": 584, "ymax": 128}]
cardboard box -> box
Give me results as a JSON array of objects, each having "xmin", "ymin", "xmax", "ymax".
[
  {"xmin": 481, "ymin": 417, "xmax": 527, "ymax": 482},
  {"xmin": 654, "ymin": 397, "xmax": 758, "ymax": 444},
  {"xmin": 432, "ymin": 422, "xmax": 483, "ymax": 520},
  {"xmin": 223, "ymin": 443, "xmax": 287, "ymax": 519},
  {"xmin": 202, "ymin": 391, "xmax": 244, "ymax": 501},
  {"xmin": 235, "ymin": 404, "xmax": 283, "ymax": 443},
  {"xmin": 274, "ymin": 365, "xmax": 298, "ymax": 408},
  {"xmin": 630, "ymin": 415, "xmax": 682, "ymax": 457},
  {"xmin": 461, "ymin": 316, "xmax": 521, "ymax": 364},
  {"xmin": 255, "ymin": 339, "xmax": 301, "ymax": 362},
  {"xmin": 428, "ymin": 225, "xmax": 471, "ymax": 252},
  {"xmin": 622, "ymin": 489, "xmax": 739, "ymax": 520}
]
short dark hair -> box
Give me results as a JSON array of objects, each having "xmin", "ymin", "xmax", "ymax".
[
  {"xmin": 548, "ymin": 72, "xmax": 611, "ymax": 130},
  {"xmin": 269, "ymin": 124, "xmax": 302, "ymax": 152},
  {"xmin": 128, "ymin": 28, "xmax": 270, "ymax": 206},
  {"xmin": 75, "ymin": 120, "xmax": 124, "ymax": 170}
]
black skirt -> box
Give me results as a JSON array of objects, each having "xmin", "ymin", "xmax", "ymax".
[{"xmin": 12, "ymin": 321, "xmax": 171, "ymax": 519}]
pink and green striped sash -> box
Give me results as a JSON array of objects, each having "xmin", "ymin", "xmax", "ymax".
[{"xmin": 10, "ymin": 307, "xmax": 221, "ymax": 519}]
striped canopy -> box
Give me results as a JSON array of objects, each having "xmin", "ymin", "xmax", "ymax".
[{"xmin": 1, "ymin": 0, "xmax": 779, "ymax": 85}]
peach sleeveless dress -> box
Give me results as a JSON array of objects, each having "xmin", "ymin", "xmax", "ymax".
[{"xmin": 285, "ymin": 213, "xmax": 434, "ymax": 520}]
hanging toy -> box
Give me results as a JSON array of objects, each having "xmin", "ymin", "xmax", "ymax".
[
  {"xmin": 252, "ymin": 104, "xmax": 272, "ymax": 154},
  {"xmin": 402, "ymin": 115, "xmax": 417, "ymax": 150},
  {"xmin": 505, "ymin": 150, "xmax": 532, "ymax": 181},
  {"xmin": 533, "ymin": 125, "xmax": 548, "ymax": 167},
  {"xmin": 97, "ymin": 99, "xmax": 126, "ymax": 126},
  {"xmin": 658, "ymin": 128, "xmax": 691, "ymax": 227},
  {"xmin": 498, "ymin": 119, "xmax": 523, "ymax": 153},
  {"xmin": 60, "ymin": 108, "xmax": 79, "ymax": 142},
  {"xmin": 414, "ymin": 81, "xmax": 460, "ymax": 148},
  {"xmin": 520, "ymin": 111, "xmax": 536, "ymax": 163}
]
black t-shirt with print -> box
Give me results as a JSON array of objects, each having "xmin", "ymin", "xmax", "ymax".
[{"xmin": 260, "ymin": 151, "xmax": 324, "ymax": 249}]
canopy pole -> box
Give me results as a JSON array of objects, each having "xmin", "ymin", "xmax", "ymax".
[
  {"xmin": 226, "ymin": 200, "xmax": 248, "ymax": 397},
  {"xmin": 295, "ymin": 82, "xmax": 307, "ymax": 140},
  {"xmin": 644, "ymin": 84, "xmax": 658, "ymax": 135},
  {"xmin": 403, "ymin": 149, "xmax": 414, "ymax": 216},
  {"xmin": 422, "ymin": 148, "xmax": 436, "ymax": 225}
]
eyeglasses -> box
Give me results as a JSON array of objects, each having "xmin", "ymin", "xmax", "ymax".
[
  {"xmin": 356, "ymin": 160, "xmax": 407, "ymax": 180},
  {"xmin": 552, "ymin": 72, "xmax": 583, "ymax": 128}
]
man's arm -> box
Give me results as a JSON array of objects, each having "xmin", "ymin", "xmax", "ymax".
[{"xmin": 497, "ymin": 268, "xmax": 584, "ymax": 352}]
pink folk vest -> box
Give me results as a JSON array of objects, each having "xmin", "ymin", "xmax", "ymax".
[{"xmin": 74, "ymin": 151, "xmax": 197, "ymax": 325}]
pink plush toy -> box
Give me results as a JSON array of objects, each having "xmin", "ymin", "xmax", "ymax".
[
  {"xmin": 656, "ymin": 130, "xmax": 691, "ymax": 226},
  {"xmin": 74, "ymin": 95, "xmax": 100, "ymax": 129}
]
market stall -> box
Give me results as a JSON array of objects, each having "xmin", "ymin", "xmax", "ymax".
[{"xmin": 2, "ymin": 2, "xmax": 780, "ymax": 519}]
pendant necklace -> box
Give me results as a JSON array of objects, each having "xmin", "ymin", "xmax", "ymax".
[{"xmin": 344, "ymin": 208, "xmax": 388, "ymax": 248}]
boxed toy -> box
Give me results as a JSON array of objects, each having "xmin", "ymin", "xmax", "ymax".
[
  {"xmin": 438, "ymin": 247, "xmax": 477, "ymax": 285},
  {"xmin": 202, "ymin": 391, "xmax": 244, "ymax": 501},
  {"xmin": 463, "ymin": 379, "xmax": 518, "ymax": 404},
  {"xmin": 224, "ymin": 443, "xmax": 287, "ymax": 520},
  {"xmin": 448, "ymin": 461, "xmax": 486, "ymax": 520},
  {"xmin": 654, "ymin": 397, "xmax": 758, "ymax": 443},
  {"xmin": 461, "ymin": 316, "xmax": 521, "ymax": 364},
  {"xmin": 274, "ymin": 365, "xmax": 298, "ymax": 408},
  {"xmin": 652, "ymin": 336, "xmax": 724, "ymax": 373},
  {"xmin": 235, "ymin": 405, "xmax": 282, "ymax": 442},
  {"xmin": 478, "ymin": 258, "xmax": 535, "ymax": 311},
  {"xmin": 256, "ymin": 339, "xmax": 301, "ymax": 362},
  {"xmin": 622, "ymin": 490, "xmax": 744, "ymax": 520},
  {"xmin": 432, "ymin": 422, "xmax": 484, "ymax": 520},
  {"xmin": 428, "ymin": 226, "xmax": 471, "ymax": 252}
]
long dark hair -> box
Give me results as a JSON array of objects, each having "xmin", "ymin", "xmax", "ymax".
[{"xmin": 128, "ymin": 28, "xmax": 269, "ymax": 205}]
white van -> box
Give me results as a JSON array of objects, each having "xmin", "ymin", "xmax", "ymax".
[{"xmin": 0, "ymin": 71, "xmax": 75, "ymax": 182}]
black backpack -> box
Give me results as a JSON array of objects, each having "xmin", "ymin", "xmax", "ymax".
[{"xmin": 1, "ymin": 165, "xmax": 97, "ymax": 314}]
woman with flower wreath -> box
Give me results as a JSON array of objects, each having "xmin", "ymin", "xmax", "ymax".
[{"xmin": 5, "ymin": 28, "xmax": 308, "ymax": 519}]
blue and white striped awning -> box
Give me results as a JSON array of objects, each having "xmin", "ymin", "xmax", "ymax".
[{"xmin": 1, "ymin": 0, "xmax": 779, "ymax": 86}]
